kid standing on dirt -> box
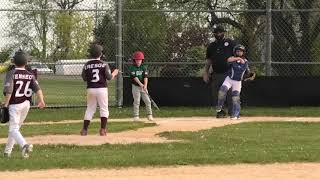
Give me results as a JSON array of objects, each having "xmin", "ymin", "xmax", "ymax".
[
  {"xmin": 216, "ymin": 44, "xmax": 252, "ymax": 120},
  {"xmin": 80, "ymin": 43, "xmax": 119, "ymax": 136},
  {"xmin": 128, "ymin": 51, "xmax": 153, "ymax": 121},
  {"xmin": 3, "ymin": 50, "xmax": 45, "ymax": 158}
]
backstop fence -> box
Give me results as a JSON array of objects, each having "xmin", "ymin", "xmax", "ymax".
[{"xmin": 0, "ymin": 0, "xmax": 319, "ymax": 107}]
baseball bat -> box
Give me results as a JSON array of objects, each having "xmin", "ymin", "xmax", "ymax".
[{"xmin": 146, "ymin": 90, "xmax": 160, "ymax": 110}]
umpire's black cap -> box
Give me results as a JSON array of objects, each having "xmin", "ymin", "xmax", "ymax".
[{"xmin": 213, "ymin": 25, "xmax": 226, "ymax": 33}]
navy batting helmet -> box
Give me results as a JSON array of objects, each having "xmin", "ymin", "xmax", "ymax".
[{"xmin": 233, "ymin": 44, "xmax": 246, "ymax": 55}]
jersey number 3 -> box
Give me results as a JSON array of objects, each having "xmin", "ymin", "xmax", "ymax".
[
  {"xmin": 15, "ymin": 81, "xmax": 32, "ymax": 97},
  {"xmin": 91, "ymin": 69, "xmax": 100, "ymax": 82}
]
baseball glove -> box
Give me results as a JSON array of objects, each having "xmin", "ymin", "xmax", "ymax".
[
  {"xmin": 243, "ymin": 72, "xmax": 256, "ymax": 81},
  {"xmin": 0, "ymin": 107, "xmax": 9, "ymax": 124}
]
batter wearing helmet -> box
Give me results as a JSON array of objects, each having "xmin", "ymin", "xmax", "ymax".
[
  {"xmin": 3, "ymin": 50, "xmax": 45, "ymax": 158},
  {"xmin": 128, "ymin": 51, "xmax": 153, "ymax": 121},
  {"xmin": 216, "ymin": 44, "xmax": 251, "ymax": 120},
  {"xmin": 80, "ymin": 44, "xmax": 119, "ymax": 136}
]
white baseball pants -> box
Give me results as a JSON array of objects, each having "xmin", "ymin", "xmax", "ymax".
[
  {"xmin": 222, "ymin": 76, "xmax": 242, "ymax": 92},
  {"xmin": 84, "ymin": 88, "xmax": 109, "ymax": 120},
  {"xmin": 4, "ymin": 100, "xmax": 30, "ymax": 154}
]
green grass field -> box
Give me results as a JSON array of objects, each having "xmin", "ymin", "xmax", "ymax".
[
  {"xmin": 1, "ymin": 73, "xmax": 320, "ymax": 171},
  {"xmin": 25, "ymin": 106, "xmax": 320, "ymax": 122},
  {"xmin": 0, "ymin": 121, "xmax": 320, "ymax": 171},
  {"xmin": 0, "ymin": 121, "xmax": 155, "ymax": 138}
]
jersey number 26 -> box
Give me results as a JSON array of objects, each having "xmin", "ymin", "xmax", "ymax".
[{"xmin": 15, "ymin": 81, "xmax": 32, "ymax": 97}]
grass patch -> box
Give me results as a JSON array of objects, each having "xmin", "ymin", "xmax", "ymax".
[
  {"xmin": 24, "ymin": 106, "xmax": 320, "ymax": 122},
  {"xmin": 1, "ymin": 121, "xmax": 320, "ymax": 170},
  {"xmin": 0, "ymin": 121, "xmax": 155, "ymax": 138}
]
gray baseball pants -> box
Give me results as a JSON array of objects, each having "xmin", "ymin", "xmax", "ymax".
[{"xmin": 132, "ymin": 85, "xmax": 152, "ymax": 117}]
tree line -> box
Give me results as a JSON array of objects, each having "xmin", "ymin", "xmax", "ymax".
[{"xmin": 2, "ymin": 0, "xmax": 320, "ymax": 76}]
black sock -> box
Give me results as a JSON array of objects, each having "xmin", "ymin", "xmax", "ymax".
[
  {"xmin": 100, "ymin": 117, "xmax": 107, "ymax": 129},
  {"xmin": 83, "ymin": 120, "xmax": 90, "ymax": 130}
]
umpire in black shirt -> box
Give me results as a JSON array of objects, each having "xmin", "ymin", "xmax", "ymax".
[{"xmin": 203, "ymin": 25, "xmax": 237, "ymax": 118}]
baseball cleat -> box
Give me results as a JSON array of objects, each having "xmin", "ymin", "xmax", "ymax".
[
  {"xmin": 230, "ymin": 116, "xmax": 240, "ymax": 120},
  {"xmin": 80, "ymin": 129, "xmax": 88, "ymax": 136},
  {"xmin": 133, "ymin": 117, "xmax": 140, "ymax": 121},
  {"xmin": 147, "ymin": 115, "xmax": 154, "ymax": 121},
  {"xmin": 216, "ymin": 110, "xmax": 227, "ymax": 118},
  {"xmin": 22, "ymin": 144, "xmax": 33, "ymax": 159},
  {"xmin": 99, "ymin": 128, "xmax": 107, "ymax": 136}
]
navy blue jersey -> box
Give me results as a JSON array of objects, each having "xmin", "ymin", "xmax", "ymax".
[
  {"xmin": 227, "ymin": 59, "xmax": 249, "ymax": 81},
  {"xmin": 3, "ymin": 68, "xmax": 40, "ymax": 105},
  {"xmin": 82, "ymin": 59, "xmax": 112, "ymax": 88}
]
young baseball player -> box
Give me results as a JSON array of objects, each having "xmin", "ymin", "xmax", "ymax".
[
  {"xmin": 80, "ymin": 44, "xmax": 119, "ymax": 136},
  {"xmin": 3, "ymin": 50, "xmax": 45, "ymax": 158},
  {"xmin": 128, "ymin": 51, "xmax": 153, "ymax": 121},
  {"xmin": 216, "ymin": 44, "xmax": 251, "ymax": 120}
]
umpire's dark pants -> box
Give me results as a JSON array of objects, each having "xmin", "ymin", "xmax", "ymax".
[{"xmin": 211, "ymin": 72, "xmax": 233, "ymax": 116}]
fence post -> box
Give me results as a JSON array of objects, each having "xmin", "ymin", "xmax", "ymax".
[
  {"xmin": 265, "ymin": 0, "xmax": 272, "ymax": 76},
  {"xmin": 116, "ymin": 0, "xmax": 123, "ymax": 107}
]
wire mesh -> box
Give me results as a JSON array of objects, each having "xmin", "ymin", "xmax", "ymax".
[{"xmin": 0, "ymin": 0, "xmax": 320, "ymax": 107}]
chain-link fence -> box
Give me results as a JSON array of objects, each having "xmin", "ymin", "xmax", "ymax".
[{"xmin": 0, "ymin": 0, "xmax": 320, "ymax": 107}]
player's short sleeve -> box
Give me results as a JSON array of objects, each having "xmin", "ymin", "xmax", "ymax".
[
  {"xmin": 128, "ymin": 66, "xmax": 136, "ymax": 78},
  {"xmin": 245, "ymin": 60, "xmax": 250, "ymax": 72},
  {"xmin": 3, "ymin": 70, "xmax": 15, "ymax": 94},
  {"xmin": 104, "ymin": 63, "xmax": 112, "ymax": 80},
  {"xmin": 81, "ymin": 64, "xmax": 87, "ymax": 81},
  {"xmin": 143, "ymin": 65, "xmax": 148, "ymax": 78},
  {"xmin": 30, "ymin": 76, "xmax": 40, "ymax": 92}
]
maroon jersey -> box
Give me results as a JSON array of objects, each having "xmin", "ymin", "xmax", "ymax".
[
  {"xmin": 82, "ymin": 59, "xmax": 112, "ymax": 88},
  {"xmin": 3, "ymin": 68, "xmax": 40, "ymax": 105}
]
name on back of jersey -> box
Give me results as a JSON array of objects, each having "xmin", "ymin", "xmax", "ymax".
[
  {"xmin": 14, "ymin": 74, "xmax": 33, "ymax": 80},
  {"xmin": 85, "ymin": 63, "xmax": 106, "ymax": 70}
]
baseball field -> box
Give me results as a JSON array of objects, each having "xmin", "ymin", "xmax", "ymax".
[
  {"xmin": 1, "ymin": 106, "xmax": 320, "ymax": 179},
  {"xmin": 0, "ymin": 75, "xmax": 320, "ymax": 179}
]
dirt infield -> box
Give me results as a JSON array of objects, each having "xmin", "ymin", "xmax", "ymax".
[
  {"xmin": 1, "ymin": 116, "xmax": 320, "ymax": 179},
  {"xmin": 2, "ymin": 116, "xmax": 320, "ymax": 145},
  {"xmin": 1, "ymin": 163, "xmax": 320, "ymax": 180}
]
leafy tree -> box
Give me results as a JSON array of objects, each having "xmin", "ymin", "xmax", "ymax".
[
  {"xmin": 51, "ymin": 0, "xmax": 94, "ymax": 60},
  {"xmin": 53, "ymin": 0, "xmax": 84, "ymax": 9},
  {"xmin": 52, "ymin": 12, "xmax": 94, "ymax": 60},
  {"xmin": 0, "ymin": 48, "xmax": 12, "ymax": 63},
  {"xmin": 123, "ymin": 0, "xmax": 168, "ymax": 62},
  {"xmin": 271, "ymin": 0, "xmax": 320, "ymax": 76},
  {"xmin": 94, "ymin": 14, "xmax": 116, "ymax": 62},
  {"xmin": 7, "ymin": 0, "xmax": 50, "ymax": 60},
  {"xmin": 95, "ymin": 0, "xmax": 168, "ymax": 76},
  {"xmin": 159, "ymin": 0, "xmax": 266, "ymax": 61}
]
